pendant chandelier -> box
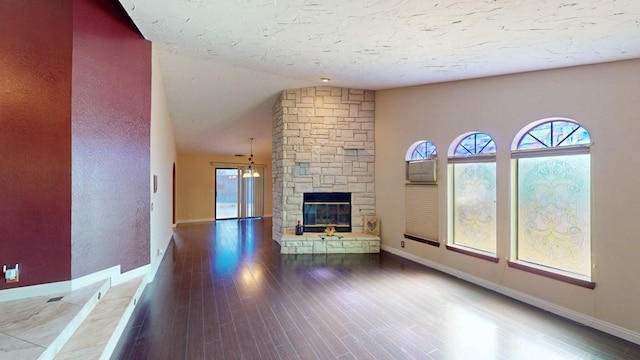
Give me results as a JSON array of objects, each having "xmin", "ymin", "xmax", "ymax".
[{"xmin": 242, "ymin": 137, "xmax": 260, "ymax": 178}]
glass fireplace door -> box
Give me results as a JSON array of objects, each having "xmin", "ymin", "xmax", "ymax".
[{"xmin": 302, "ymin": 192, "xmax": 351, "ymax": 232}]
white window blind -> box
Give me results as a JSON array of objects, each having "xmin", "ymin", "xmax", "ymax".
[{"xmin": 405, "ymin": 184, "xmax": 438, "ymax": 241}]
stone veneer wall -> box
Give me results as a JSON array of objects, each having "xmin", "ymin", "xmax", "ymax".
[{"xmin": 272, "ymin": 86, "xmax": 375, "ymax": 242}]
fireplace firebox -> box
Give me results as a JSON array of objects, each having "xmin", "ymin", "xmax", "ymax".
[{"xmin": 303, "ymin": 192, "xmax": 351, "ymax": 233}]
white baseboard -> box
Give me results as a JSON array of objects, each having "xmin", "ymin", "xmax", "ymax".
[
  {"xmin": 176, "ymin": 218, "xmax": 215, "ymax": 225},
  {"xmin": 591, "ymin": 318, "xmax": 640, "ymax": 345},
  {"xmin": 0, "ymin": 264, "xmax": 153, "ymax": 303},
  {"xmin": 112, "ymin": 265, "xmax": 149, "ymax": 287},
  {"xmin": 71, "ymin": 266, "xmax": 121, "ymax": 290},
  {"xmin": 0, "ymin": 266, "xmax": 123, "ymax": 302},
  {"xmin": 0, "ymin": 280, "xmax": 72, "ymax": 303},
  {"xmin": 148, "ymin": 233, "xmax": 173, "ymax": 284},
  {"xmin": 177, "ymin": 217, "xmax": 271, "ymax": 225},
  {"xmin": 381, "ymin": 244, "xmax": 640, "ymax": 346}
]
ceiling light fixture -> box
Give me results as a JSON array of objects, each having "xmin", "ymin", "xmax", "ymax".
[
  {"xmin": 242, "ymin": 137, "xmax": 260, "ymax": 178},
  {"xmin": 320, "ymin": 77, "xmax": 330, "ymax": 82}
]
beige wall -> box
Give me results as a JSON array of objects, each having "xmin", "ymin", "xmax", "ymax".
[
  {"xmin": 375, "ymin": 59, "xmax": 640, "ymax": 340},
  {"xmin": 176, "ymin": 153, "xmax": 272, "ymax": 222},
  {"xmin": 150, "ymin": 44, "xmax": 177, "ymax": 279}
]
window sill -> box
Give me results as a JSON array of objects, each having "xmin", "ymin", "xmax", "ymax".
[
  {"xmin": 507, "ymin": 260, "xmax": 596, "ymax": 289},
  {"xmin": 403, "ymin": 233, "xmax": 440, "ymax": 248},
  {"xmin": 445, "ymin": 244, "xmax": 499, "ymax": 263}
]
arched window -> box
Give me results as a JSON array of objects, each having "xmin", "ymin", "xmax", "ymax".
[
  {"xmin": 406, "ymin": 140, "xmax": 437, "ymax": 161},
  {"xmin": 515, "ymin": 119, "xmax": 590, "ymax": 150},
  {"xmin": 511, "ymin": 118, "xmax": 593, "ymax": 281},
  {"xmin": 404, "ymin": 140, "xmax": 439, "ymax": 244},
  {"xmin": 448, "ymin": 132, "xmax": 497, "ymax": 256},
  {"xmin": 453, "ymin": 132, "xmax": 496, "ymax": 156}
]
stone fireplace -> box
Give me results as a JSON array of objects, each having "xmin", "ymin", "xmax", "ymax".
[{"xmin": 272, "ymin": 86, "xmax": 376, "ymax": 243}]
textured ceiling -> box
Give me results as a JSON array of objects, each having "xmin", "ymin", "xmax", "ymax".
[{"xmin": 119, "ymin": 0, "xmax": 640, "ymax": 157}]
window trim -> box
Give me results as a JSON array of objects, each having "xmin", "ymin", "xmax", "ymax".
[
  {"xmin": 446, "ymin": 244, "xmax": 499, "ymax": 263},
  {"xmin": 507, "ymin": 260, "xmax": 595, "ymax": 289},
  {"xmin": 448, "ymin": 154, "xmax": 496, "ymax": 164},
  {"xmin": 404, "ymin": 233, "xmax": 440, "ymax": 247},
  {"xmin": 511, "ymin": 144, "xmax": 590, "ymax": 159}
]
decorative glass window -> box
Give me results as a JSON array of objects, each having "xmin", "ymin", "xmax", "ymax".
[
  {"xmin": 512, "ymin": 118, "xmax": 592, "ymax": 278},
  {"xmin": 516, "ymin": 120, "xmax": 590, "ymax": 150},
  {"xmin": 409, "ymin": 140, "xmax": 437, "ymax": 160},
  {"xmin": 453, "ymin": 133, "xmax": 496, "ymax": 156},
  {"xmin": 449, "ymin": 132, "xmax": 497, "ymax": 254}
]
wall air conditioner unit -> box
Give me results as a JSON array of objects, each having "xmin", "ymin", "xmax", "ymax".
[{"xmin": 406, "ymin": 159, "xmax": 437, "ymax": 183}]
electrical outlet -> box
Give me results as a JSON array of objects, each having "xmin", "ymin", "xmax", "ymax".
[
  {"xmin": 3, "ymin": 264, "xmax": 19, "ymax": 283},
  {"xmin": 401, "ymin": 241, "xmax": 405, "ymax": 248}
]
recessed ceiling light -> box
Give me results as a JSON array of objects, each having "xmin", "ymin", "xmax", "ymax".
[{"xmin": 320, "ymin": 77, "xmax": 330, "ymax": 82}]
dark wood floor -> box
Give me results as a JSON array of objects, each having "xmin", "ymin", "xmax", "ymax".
[{"xmin": 112, "ymin": 218, "xmax": 640, "ymax": 359}]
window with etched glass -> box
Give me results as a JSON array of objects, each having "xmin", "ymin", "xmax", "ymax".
[
  {"xmin": 449, "ymin": 132, "xmax": 497, "ymax": 254},
  {"xmin": 512, "ymin": 119, "xmax": 592, "ymax": 278},
  {"xmin": 409, "ymin": 140, "xmax": 437, "ymax": 160}
]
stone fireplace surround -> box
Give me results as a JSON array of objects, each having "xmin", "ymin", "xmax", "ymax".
[{"xmin": 272, "ymin": 86, "xmax": 377, "ymax": 253}]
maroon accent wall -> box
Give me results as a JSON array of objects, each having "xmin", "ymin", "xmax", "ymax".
[
  {"xmin": 0, "ymin": 1, "xmax": 73, "ymax": 288},
  {"xmin": 71, "ymin": 0, "xmax": 151, "ymax": 278},
  {"xmin": 0, "ymin": 0, "xmax": 150, "ymax": 288}
]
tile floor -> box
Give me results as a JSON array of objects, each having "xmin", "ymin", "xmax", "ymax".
[
  {"xmin": 55, "ymin": 277, "xmax": 145, "ymax": 360},
  {"xmin": 0, "ymin": 281, "xmax": 106, "ymax": 360},
  {"xmin": 0, "ymin": 276, "xmax": 144, "ymax": 360}
]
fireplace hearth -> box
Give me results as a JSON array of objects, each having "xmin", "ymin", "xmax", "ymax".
[{"xmin": 303, "ymin": 192, "xmax": 351, "ymax": 233}]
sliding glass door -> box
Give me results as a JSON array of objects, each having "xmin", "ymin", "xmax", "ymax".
[
  {"xmin": 215, "ymin": 168, "xmax": 240, "ymax": 219},
  {"xmin": 215, "ymin": 166, "xmax": 264, "ymax": 220}
]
